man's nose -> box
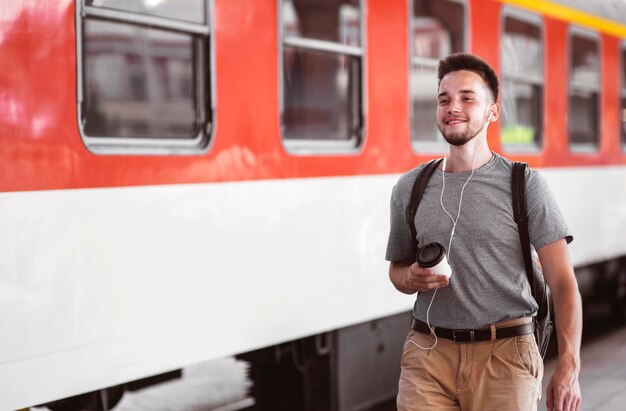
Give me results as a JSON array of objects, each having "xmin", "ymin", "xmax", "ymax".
[{"xmin": 448, "ymin": 98, "xmax": 462, "ymax": 113}]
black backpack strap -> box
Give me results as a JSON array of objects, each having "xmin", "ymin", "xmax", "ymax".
[
  {"xmin": 512, "ymin": 162, "xmax": 549, "ymax": 320},
  {"xmin": 407, "ymin": 158, "xmax": 443, "ymax": 256}
]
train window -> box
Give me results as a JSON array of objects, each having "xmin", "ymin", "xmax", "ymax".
[
  {"xmin": 621, "ymin": 45, "xmax": 626, "ymax": 150},
  {"xmin": 568, "ymin": 28, "xmax": 600, "ymax": 152},
  {"xmin": 77, "ymin": 1, "xmax": 212, "ymax": 154},
  {"xmin": 281, "ymin": 0, "xmax": 363, "ymax": 153},
  {"xmin": 85, "ymin": 0, "xmax": 205, "ymax": 24},
  {"xmin": 500, "ymin": 10, "xmax": 543, "ymax": 152},
  {"xmin": 410, "ymin": 0, "xmax": 466, "ymax": 153}
]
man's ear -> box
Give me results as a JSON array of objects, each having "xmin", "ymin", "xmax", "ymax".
[{"xmin": 487, "ymin": 103, "xmax": 501, "ymax": 122}]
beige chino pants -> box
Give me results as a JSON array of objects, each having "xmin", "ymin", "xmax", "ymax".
[{"xmin": 397, "ymin": 319, "xmax": 543, "ymax": 411}]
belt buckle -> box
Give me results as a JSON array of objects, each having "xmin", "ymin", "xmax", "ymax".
[{"xmin": 453, "ymin": 329, "xmax": 475, "ymax": 343}]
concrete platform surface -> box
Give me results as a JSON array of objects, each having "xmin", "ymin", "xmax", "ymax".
[{"xmin": 539, "ymin": 326, "xmax": 626, "ymax": 411}]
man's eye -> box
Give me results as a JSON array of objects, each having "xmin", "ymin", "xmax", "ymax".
[{"xmin": 439, "ymin": 100, "xmax": 449, "ymax": 105}]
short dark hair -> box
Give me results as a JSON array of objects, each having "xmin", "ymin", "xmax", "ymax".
[{"xmin": 437, "ymin": 53, "xmax": 499, "ymax": 102}]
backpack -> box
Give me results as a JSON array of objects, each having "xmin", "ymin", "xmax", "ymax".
[{"xmin": 405, "ymin": 158, "xmax": 554, "ymax": 358}]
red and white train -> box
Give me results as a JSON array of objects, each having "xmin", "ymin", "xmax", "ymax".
[{"xmin": 1, "ymin": 0, "xmax": 626, "ymax": 409}]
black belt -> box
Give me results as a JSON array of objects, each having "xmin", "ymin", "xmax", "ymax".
[{"xmin": 411, "ymin": 319, "xmax": 535, "ymax": 343}]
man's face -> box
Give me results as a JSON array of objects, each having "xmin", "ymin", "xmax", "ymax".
[{"xmin": 436, "ymin": 70, "xmax": 494, "ymax": 146}]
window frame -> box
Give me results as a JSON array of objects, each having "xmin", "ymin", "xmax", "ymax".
[
  {"xmin": 567, "ymin": 25, "xmax": 601, "ymax": 153},
  {"xmin": 499, "ymin": 6, "xmax": 544, "ymax": 154},
  {"xmin": 621, "ymin": 40, "xmax": 626, "ymax": 152},
  {"xmin": 408, "ymin": 0, "xmax": 468, "ymax": 155},
  {"xmin": 75, "ymin": 0, "xmax": 215, "ymax": 155},
  {"xmin": 278, "ymin": 0, "xmax": 366, "ymax": 155}
]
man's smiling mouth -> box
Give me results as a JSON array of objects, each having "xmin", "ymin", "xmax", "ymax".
[{"xmin": 446, "ymin": 118, "xmax": 467, "ymax": 125}]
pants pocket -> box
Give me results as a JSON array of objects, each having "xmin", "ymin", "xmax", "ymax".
[
  {"xmin": 514, "ymin": 334, "xmax": 542, "ymax": 380},
  {"xmin": 401, "ymin": 330, "xmax": 434, "ymax": 369}
]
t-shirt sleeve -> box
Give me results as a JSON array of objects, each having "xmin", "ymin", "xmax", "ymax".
[
  {"xmin": 385, "ymin": 184, "xmax": 416, "ymax": 263},
  {"xmin": 526, "ymin": 169, "xmax": 573, "ymax": 249}
]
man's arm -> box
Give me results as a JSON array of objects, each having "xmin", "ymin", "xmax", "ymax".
[
  {"xmin": 389, "ymin": 262, "xmax": 448, "ymax": 295},
  {"xmin": 537, "ymin": 238, "xmax": 582, "ymax": 411}
]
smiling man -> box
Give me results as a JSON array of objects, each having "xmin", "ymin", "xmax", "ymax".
[{"xmin": 385, "ymin": 53, "xmax": 582, "ymax": 411}]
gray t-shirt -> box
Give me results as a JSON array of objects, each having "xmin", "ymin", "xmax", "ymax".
[{"xmin": 385, "ymin": 152, "xmax": 573, "ymax": 329}]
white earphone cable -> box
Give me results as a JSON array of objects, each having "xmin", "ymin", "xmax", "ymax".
[
  {"xmin": 408, "ymin": 135, "xmax": 487, "ymax": 351},
  {"xmin": 440, "ymin": 136, "xmax": 485, "ymax": 261}
]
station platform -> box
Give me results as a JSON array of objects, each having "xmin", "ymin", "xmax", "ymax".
[{"xmin": 539, "ymin": 324, "xmax": 626, "ymax": 411}]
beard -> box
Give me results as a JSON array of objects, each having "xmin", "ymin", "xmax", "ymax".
[{"xmin": 438, "ymin": 118, "xmax": 484, "ymax": 146}]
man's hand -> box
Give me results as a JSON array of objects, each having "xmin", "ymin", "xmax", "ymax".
[
  {"xmin": 389, "ymin": 262, "xmax": 449, "ymax": 294},
  {"xmin": 405, "ymin": 263, "xmax": 449, "ymax": 292},
  {"xmin": 546, "ymin": 359, "xmax": 581, "ymax": 411}
]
